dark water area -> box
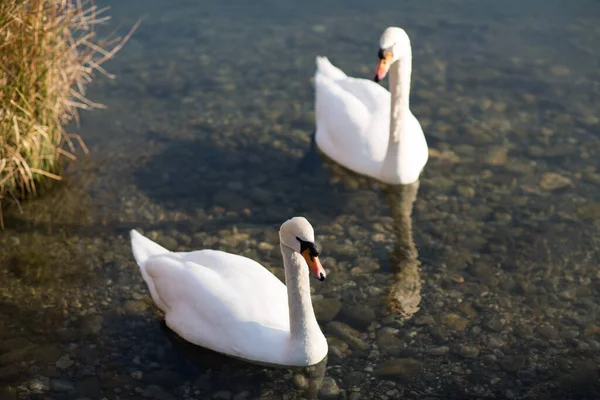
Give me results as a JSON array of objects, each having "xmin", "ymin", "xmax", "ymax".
[{"xmin": 2, "ymin": 0, "xmax": 600, "ymax": 399}]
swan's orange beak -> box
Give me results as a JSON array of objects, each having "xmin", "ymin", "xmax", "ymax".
[
  {"xmin": 374, "ymin": 50, "xmax": 393, "ymax": 82},
  {"xmin": 302, "ymin": 249, "xmax": 326, "ymax": 281}
]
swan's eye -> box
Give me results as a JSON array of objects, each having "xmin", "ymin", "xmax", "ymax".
[
  {"xmin": 377, "ymin": 49, "xmax": 394, "ymax": 64},
  {"xmin": 296, "ymin": 237, "xmax": 320, "ymax": 260},
  {"xmin": 378, "ymin": 48, "xmax": 392, "ymax": 61},
  {"xmin": 308, "ymin": 242, "xmax": 321, "ymax": 259}
]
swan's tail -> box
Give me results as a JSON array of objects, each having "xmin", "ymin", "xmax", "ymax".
[
  {"xmin": 130, "ymin": 229, "xmax": 170, "ymax": 267},
  {"xmin": 130, "ymin": 230, "xmax": 171, "ymax": 313},
  {"xmin": 315, "ymin": 56, "xmax": 347, "ymax": 80}
]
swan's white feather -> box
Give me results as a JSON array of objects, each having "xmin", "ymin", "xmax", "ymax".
[
  {"xmin": 314, "ymin": 55, "xmax": 428, "ymax": 184},
  {"xmin": 129, "ymin": 230, "xmax": 325, "ymax": 366},
  {"xmin": 315, "ymin": 61, "xmax": 391, "ymax": 177}
]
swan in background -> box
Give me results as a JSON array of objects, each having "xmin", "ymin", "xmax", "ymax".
[
  {"xmin": 314, "ymin": 27, "xmax": 428, "ymax": 185},
  {"xmin": 130, "ymin": 216, "xmax": 328, "ymax": 367}
]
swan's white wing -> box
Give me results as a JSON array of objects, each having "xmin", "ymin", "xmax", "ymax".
[
  {"xmin": 145, "ymin": 253, "xmax": 291, "ymax": 358},
  {"xmin": 149, "ymin": 250, "xmax": 289, "ymax": 329},
  {"xmin": 315, "ymin": 56, "xmax": 348, "ymax": 80},
  {"xmin": 333, "ymin": 76, "xmax": 390, "ymax": 114},
  {"xmin": 316, "ymin": 56, "xmax": 390, "ymax": 114},
  {"xmin": 315, "ymin": 72, "xmax": 371, "ymax": 146},
  {"xmin": 180, "ymin": 250, "xmax": 289, "ymax": 329},
  {"xmin": 315, "ymin": 71, "xmax": 390, "ymax": 175},
  {"xmin": 142, "ymin": 251, "xmax": 290, "ymax": 360},
  {"xmin": 146, "ymin": 254, "xmax": 253, "ymax": 354}
]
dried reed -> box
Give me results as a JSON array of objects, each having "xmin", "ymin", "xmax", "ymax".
[{"xmin": 0, "ymin": 0, "xmax": 138, "ymax": 228}]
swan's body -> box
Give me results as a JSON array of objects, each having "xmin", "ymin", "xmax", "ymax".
[
  {"xmin": 314, "ymin": 27, "xmax": 428, "ymax": 185},
  {"xmin": 130, "ymin": 217, "xmax": 328, "ymax": 367}
]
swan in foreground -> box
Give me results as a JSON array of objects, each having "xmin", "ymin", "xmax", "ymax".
[
  {"xmin": 130, "ymin": 217, "xmax": 328, "ymax": 367},
  {"xmin": 314, "ymin": 26, "xmax": 428, "ymax": 184}
]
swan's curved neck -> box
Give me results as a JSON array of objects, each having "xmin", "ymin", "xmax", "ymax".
[
  {"xmin": 388, "ymin": 51, "xmax": 412, "ymax": 143},
  {"xmin": 281, "ymin": 245, "xmax": 320, "ymax": 346}
]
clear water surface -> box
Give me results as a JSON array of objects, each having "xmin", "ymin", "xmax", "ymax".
[{"xmin": 2, "ymin": 0, "xmax": 600, "ymax": 399}]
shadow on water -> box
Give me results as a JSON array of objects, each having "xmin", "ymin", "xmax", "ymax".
[{"xmin": 132, "ymin": 128, "xmax": 350, "ymax": 225}]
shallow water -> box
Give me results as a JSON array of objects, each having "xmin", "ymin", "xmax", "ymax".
[{"xmin": 2, "ymin": 0, "xmax": 600, "ymax": 399}]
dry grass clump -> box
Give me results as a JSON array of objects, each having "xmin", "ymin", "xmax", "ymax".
[{"xmin": 0, "ymin": 0, "xmax": 138, "ymax": 227}]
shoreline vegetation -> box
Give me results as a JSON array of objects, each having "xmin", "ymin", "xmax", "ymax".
[{"xmin": 0, "ymin": 0, "xmax": 138, "ymax": 228}]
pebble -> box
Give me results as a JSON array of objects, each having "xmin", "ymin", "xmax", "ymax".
[
  {"xmin": 328, "ymin": 337, "xmax": 350, "ymax": 359},
  {"xmin": 484, "ymin": 316, "xmax": 505, "ymax": 332},
  {"xmin": 123, "ymin": 300, "xmax": 149, "ymax": 314},
  {"xmin": 429, "ymin": 326, "xmax": 447, "ymax": 343},
  {"xmin": 55, "ymin": 355, "xmax": 74, "ymax": 370},
  {"xmin": 342, "ymin": 304, "xmax": 377, "ymax": 329},
  {"xmin": 515, "ymin": 325, "xmax": 534, "ymax": 339},
  {"xmin": 577, "ymin": 342, "xmax": 591, "ymax": 351},
  {"xmin": 258, "ymin": 242, "xmax": 274, "ymax": 252},
  {"xmin": 488, "ymin": 337, "xmax": 505, "ymax": 348},
  {"xmin": 549, "ymin": 65, "xmax": 570, "ymax": 76},
  {"xmin": 429, "ymin": 346, "xmax": 450, "ymax": 356},
  {"xmin": 499, "ymin": 355, "xmax": 527, "ymax": 373},
  {"xmin": 374, "ymin": 358, "xmax": 423, "ymax": 382},
  {"xmin": 49, "ymin": 379, "xmax": 75, "ymax": 392},
  {"xmin": 537, "ymin": 326, "xmax": 559, "ymax": 340},
  {"xmin": 441, "ymin": 313, "xmax": 469, "ymax": 332},
  {"xmin": 485, "ymin": 146, "xmax": 509, "ymax": 166},
  {"xmin": 292, "ymin": 374, "xmax": 308, "ymax": 390},
  {"xmin": 344, "ymin": 371, "xmax": 366, "ymax": 386},
  {"xmin": 540, "ymin": 173, "xmax": 572, "ymax": 191},
  {"xmin": 319, "ymin": 377, "xmax": 341, "ymax": 399},
  {"xmin": 159, "ymin": 236, "xmax": 178, "ymax": 250},
  {"xmin": 584, "ymin": 325, "xmax": 600, "ymax": 337},
  {"xmin": 377, "ymin": 328, "xmax": 404, "ymax": 356},
  {"xmin": 458, "ymin": 345, "xmax": 480, "ymax": 358},
  {"xmin": 29, "ymin": 377, "xmax": 49, "ymax": 393},
  {"xmin": 80, "ymin": 314, "xmax": 104, "ymax": 335},
  {"xmin": 327, "ymin": 322, "xmax": 370, "ymax": 350},
  {"xmin": 560, "ymin": 330, "xmax": 579, "ymax": 340},
  {"xmin": 314, "ymin": 298, "xmax": 342, "ymax": 323},
  {"xmin": 588, "ymin": 340, "xmax": 600, "ymax": 350},
  {"xmin": 414, "ymin": 315, "xmax": 435, "ymax": 326},
  {"xmin": 131, "ymin": 370, "xmax": 143, "ymax": 380},
  {"xmin": 457, "ymin": 185, "xmax": 475, "ymax": 198},
  {"xmin": 213, "ymin": 391, "xmax": 232, "ymax": 399}
]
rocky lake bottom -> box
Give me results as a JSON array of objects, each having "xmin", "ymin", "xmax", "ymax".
[{"xmin": 2, "ymin": 0, "xmax": 600, "ymax": 399}]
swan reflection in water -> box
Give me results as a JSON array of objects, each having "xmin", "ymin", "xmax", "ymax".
[
  {"xmin": 300, "ymin": 136, "xmax": 423, "ymax": 319},
  {"xmin": 380, "ymin": 181, "xmax": 422, "ymax": 319}
]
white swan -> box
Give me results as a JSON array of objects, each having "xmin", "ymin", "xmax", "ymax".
[
  {"xmin": 129, "ymin": 217, "xmax": 328, "ymax": 367},
  {"xmin": 314, "ymin": 27, "xmax": 428, "ymax": 185}
]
